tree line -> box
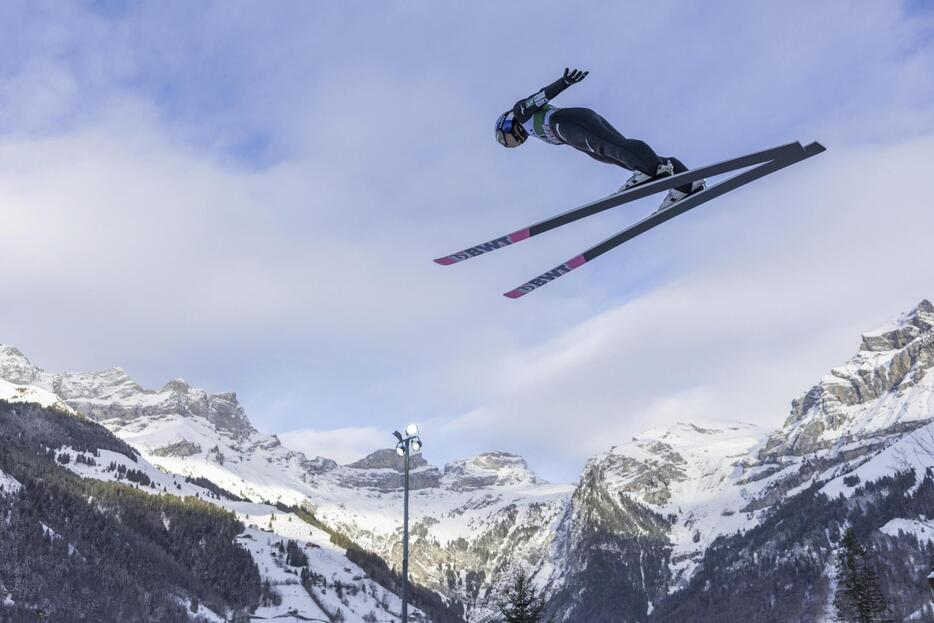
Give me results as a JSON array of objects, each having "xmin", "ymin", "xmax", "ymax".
[{"xmin": 0, "ymin": 400, "xmax": 262, "ymax": 622}]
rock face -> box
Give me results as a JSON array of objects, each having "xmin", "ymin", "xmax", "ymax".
[
  {"xmin": 0, "ymin": 346, "xmax": 255, "ymax": 439},
  {"xmin": 441, "ymin": 452, "xmax": 539, "ymax": 491},
  {"xmin": 0, "ymin": 346, "xmax": 45, "ymax": 386},
  {"xmin": 348, "ymin": 448, "xmax": 425, "ymax": 471},
  {"xmin": 763, "ymin": 299, "xmax": 934, "ymax": 458},
  {"xmin": 548, "ymin": 450, "xmax": 673, "ymax": 622},
  {"xmin": 545, "ymin": 420, "xmax": 770, "ymax": 618},
  {"xmin": 151, "ymin": 439, "xmax": 203, "ymax": 457},
  {"xmin": 341, "ymin": 449, "xmax": 441, "ymax": 491}
]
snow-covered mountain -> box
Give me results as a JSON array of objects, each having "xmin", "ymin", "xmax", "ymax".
[
  {"xmin": 0, "ymin": 398, "xmax": 433, "ymax": 623},
  {"xmin": 579, "ymin": 422, "xmax": 767, "ymax": 579},
  {"xmin": 545, "ymin": 300, "xmax": 934, "ymax": 621},
  {"xmin": 764, "ymin": 298, "xmax": 934, "ymax": 458},
  {"xmin": 0, "ymin": 345, "xmax": 254, "ymax": 438},
  {"xmin": 0, "ymin": 344, "xmax": 572, "ymax": 620},
  {"xmin": 2, "ymin": 299, "xmax": 933, "ymax": 621}
]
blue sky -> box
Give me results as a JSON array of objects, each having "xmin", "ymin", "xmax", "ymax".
[{"xmin": 1, "ymin": 1, "xmax": 933, "ymax": 481}]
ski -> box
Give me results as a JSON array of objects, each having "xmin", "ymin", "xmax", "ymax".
[
  {"xmin": 503, "ymin": 141, "xmax": 826, "ymax": 299},
  {"xmin": 434, "ymin": 141, "xmax": 806, "ymax": 266}
]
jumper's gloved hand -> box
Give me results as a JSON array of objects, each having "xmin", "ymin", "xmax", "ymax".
[
  {"xmin": 563, "ymin": 67, "xmax": 589, "ymax": 85},
  {"xmin": 513, "ymin": 68, "xmax": 588, "ymax": 125}
]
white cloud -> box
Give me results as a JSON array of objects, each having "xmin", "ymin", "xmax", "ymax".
[
  {"xmin": 0, "ymin": 1, "xmax": 932, "ymax": 482},
  {"xmin": 279, "ymin": 426, "xmax": 388, "ymax": 465}
]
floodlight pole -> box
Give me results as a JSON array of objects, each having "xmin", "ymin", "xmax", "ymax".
[
  {"xmin": 402, "ymin": 445, "xmax": 410, "ymax": 622},
  {"xmin": 394, "ymin": 427, "xmax": 422, "ymax": 623}
]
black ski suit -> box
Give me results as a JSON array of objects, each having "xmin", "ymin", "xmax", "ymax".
[{"xmin": 511, "ymin": 76, "xmax": 692, "ymax": 192}]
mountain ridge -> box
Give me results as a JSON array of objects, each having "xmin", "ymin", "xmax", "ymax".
[{"xmin": 2, "ymin": 298, "xmax": 933, "ymax": 621}]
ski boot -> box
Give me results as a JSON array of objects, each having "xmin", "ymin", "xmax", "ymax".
[
  {"xmin": 656, "ymin": 179, "xmax": 706, "ymax": 213},
  {"xmin": 618, "ymin": 161, "xmax": 675, "ymax": 193}
]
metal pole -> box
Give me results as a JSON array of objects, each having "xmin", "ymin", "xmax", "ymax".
[{"xmin": 402, "ymin": 444, "xmax": 410, "ymax": 622}]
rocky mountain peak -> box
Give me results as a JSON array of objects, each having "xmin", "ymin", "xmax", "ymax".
[
  {"xmin": 194, "ymin": 390, "xmax": 254, "ymax": 438},
  {"xmin": 441, "ymin": 451, "xmax": 539, "ymax": 491},
  {"xmin": 584, "ymin": 420, "xmax": 764, "ymax": 508},
  {"xmin": 0, "ymin": 345, "xmax": 30, "ymax": 363},
  {"xmin": 300, "ymin": 455, "xmax": 338, "ymax": 475},
  {"xmin": 347, "ymin": 448, "xmax": 430, "ymax": 471},
  {"xmin": 56, "ymin": 367, "xmax": 142, "ymax": 399},
  {"xmin": 0, "ymin": 344, "xmax": 40, "ymax": 385},
  {"xmin": 162, "ymin": 378, "xmax": 191, "ymax": 392},
  {"xmin": 860, "ymin": 299, "xmax": 934, "ymax": 352},
  {"xmin": 764, "ymin": 299, "xmax": 934, "ymax": 458},
  {"xmin": 340, "ymin": 449, "xmax": 439, "ymax": 491},
  {"xmin": 0, "ymin": 345, "xmax": 255, "ymax": 439}
]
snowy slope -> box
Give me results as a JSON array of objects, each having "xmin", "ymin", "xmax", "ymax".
[
  {"xmin": 880, "ymin": 517, "xmax": 934, "ymax": 544},
  {"xmin": 0, "ymin": 377, "xmax": 72, "ymax": 413},
  {"xmin": 56, "ymin": 443, "xmax": 430, "ymax": 622},
  {"xmin": 0, "ymin": 468, "xmax": 20, "ymax": 496},
  {"xmin": 144, "ymin": 439, "xmax": 572, "ymax": 619},
  {"xmin": 0, "ymin": 346, "xmax": 431, "ymax": 621}
]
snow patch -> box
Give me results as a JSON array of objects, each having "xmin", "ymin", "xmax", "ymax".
[
  {"xmin": 880, "ymin": 518, "xmax": 934, "ymax": 543},
  {"xmin": 821, "ymin": 421, "xmax": 934, "ymax": 499},
  {"xmin": 0, "ymin": 378, "xmax": 73, "ymax": 413},
  {"xmin": 0, "ymin": 469, "xmax": 21, "ymax": 495}
]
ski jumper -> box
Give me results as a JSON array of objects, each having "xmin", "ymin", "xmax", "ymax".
[{"xmin": 512, "ymin": 77, "xmax": 693, "ymax": 193}]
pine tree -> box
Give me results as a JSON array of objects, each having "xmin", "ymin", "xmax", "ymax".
[
  {"xmin": 833, "ymin": 529, "xmax": 891, "ymax": 623},
  {"xmin": 495, "ymin": 569, "xmax": 548, "ymax": 623}
]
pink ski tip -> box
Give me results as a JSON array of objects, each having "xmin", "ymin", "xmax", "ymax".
[
  {"xmin": 567, "ymin": 254, "xmax": 586, "ymax": 269},
  {"xmin": 503, "ymin": 289, "xmax": 527, "ymax": 299},
  {"xmin": 508, "ymin": 228, "xmax": 531, "ymax": 242},
  {"xmin": 434, "ymin": 256, "xmax": 457, "ymax": 266}
]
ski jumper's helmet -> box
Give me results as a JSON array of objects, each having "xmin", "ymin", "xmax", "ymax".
[{"xmin": 495, "ymin": 111, "xmax": 528, "ymax": 148}]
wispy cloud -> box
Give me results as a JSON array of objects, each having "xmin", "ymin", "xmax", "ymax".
[
  {"xmin": 0, "ymin": 1, "xmax": 932, "ymax": 481},
  {"xmin": 440, "ymin": 134, "xmax": 934, "ymax": 479},
  {"xmin": 279, "ymin": 427, "xmax": 388, "ymax": 466}
]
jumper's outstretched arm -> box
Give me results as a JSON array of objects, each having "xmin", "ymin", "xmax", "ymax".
[{"xmin": 512, "ymin": 68, "xmax": 588, "ymax": 123}]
